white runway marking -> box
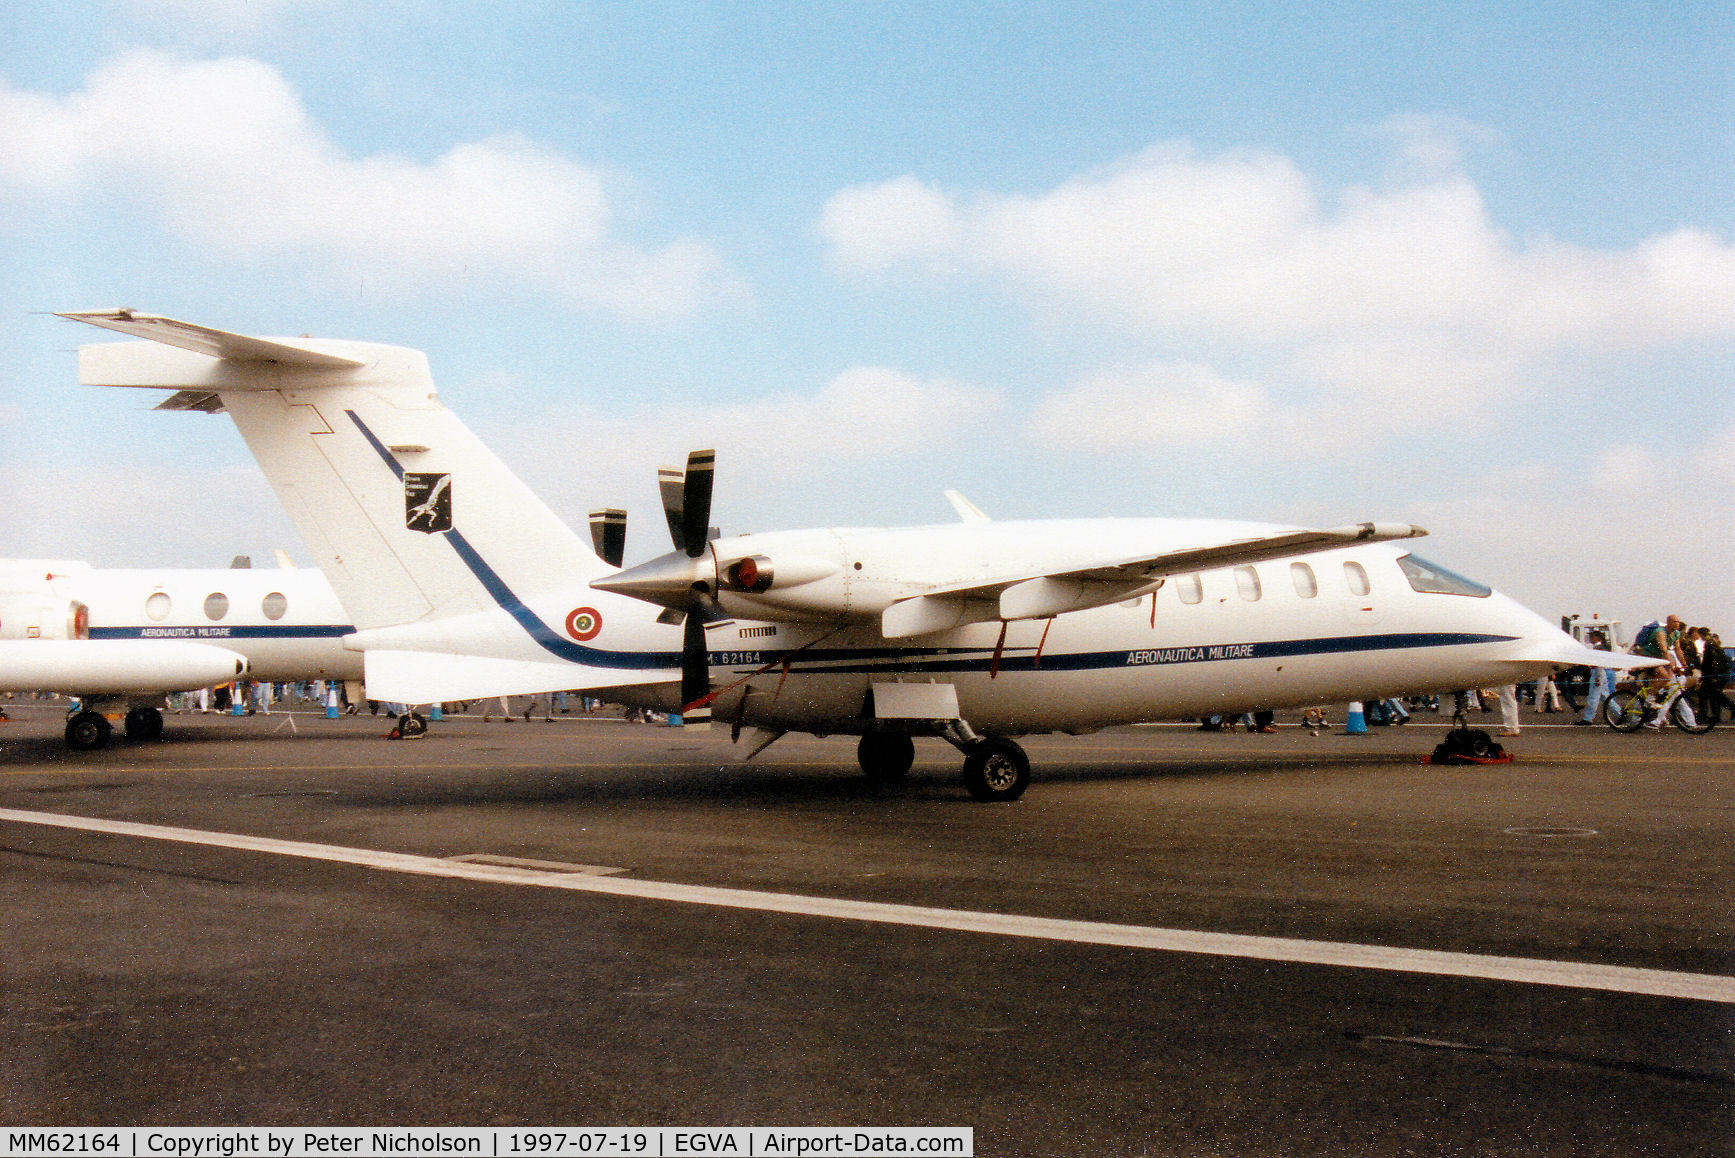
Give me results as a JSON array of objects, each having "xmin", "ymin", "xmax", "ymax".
[{"xmin": 5, "ymin": 806, "xmax": 1731, "ymax": 1005}]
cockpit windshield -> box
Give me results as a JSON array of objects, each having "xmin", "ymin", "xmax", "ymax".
[{"xmin": 1397, "ymin": 554, "xmax": 1491, "ymax": 598}]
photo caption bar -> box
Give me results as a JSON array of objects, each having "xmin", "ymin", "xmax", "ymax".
[{"xmin": 4, "ymin": 1128, "xmax": 974, "ymax": 1158}]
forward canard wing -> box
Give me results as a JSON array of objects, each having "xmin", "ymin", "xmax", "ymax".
[{"xmin": 880, "ymin": 522, "xmax": 1428, "ymax": 638}]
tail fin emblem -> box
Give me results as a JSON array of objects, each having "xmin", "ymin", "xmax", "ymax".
[{"xmin": 405, "ymin": 473, "xmax": 452, "ymax": 533}]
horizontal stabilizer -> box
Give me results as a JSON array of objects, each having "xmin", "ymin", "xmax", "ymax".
[
  {"xmin": 57, "ymin": 310, "xmax": 366, "ymax": 367},
  {"xmin": 364, "ymin": 649, "xmax": 678, "ymax": 705}
]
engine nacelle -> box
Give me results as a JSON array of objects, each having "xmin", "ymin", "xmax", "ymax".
[
  {"xmin": 719, "ymin": 553, "xmax": 839, "ymax": 595},
  {"xmin": 0, "ymin": 592, "xmax": 88, "ymax": 641}
]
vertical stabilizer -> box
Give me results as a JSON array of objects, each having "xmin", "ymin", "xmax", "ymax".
[{"xmin": 65, "ymin": 313, "xmax": 612, "ymax": 636}]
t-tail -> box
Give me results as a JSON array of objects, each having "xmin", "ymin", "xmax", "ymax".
[{"xmin": 60, "ymin": 310, "xmax": 679, "ymax": 703}]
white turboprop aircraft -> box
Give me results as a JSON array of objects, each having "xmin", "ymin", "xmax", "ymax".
[
  {"xmin": 0, "ymin": 556, "xmax": 358, "ymax": 749},
  {"xmin": 60, "ymin": 309, "xmax": 1650, "ymax": 800}
]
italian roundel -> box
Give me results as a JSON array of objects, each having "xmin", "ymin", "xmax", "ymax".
[{"xmin": 565, "ymin": 607, "xmax": 602, "ymax": 641}]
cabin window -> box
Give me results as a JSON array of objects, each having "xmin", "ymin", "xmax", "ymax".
[
  {"xmin": 1234, "ymin": 565, "xmax": 1262, "ymax": 601},
  {"xmin": 1344, "ymin": 561, "xmax": 1371, "ymax": 597},
  {"xmin": 1397, "ymin": 554, "xmax": 1492, "ymax": 598},
  {"xmin": 1176, "ymin": 573, "xmax": 1203, "ymax": 605},
  {"xmin": 145, "ymin": 592, "xmax": 171, "ymax": 621},
  {"xmin": 203, "ymin": 592, "xmax": 229, "ymax": 621},
  {"xmin": 1291, "ymin": 561, "xmax": 1317, "ymax": 598},
  {"xmin": 261, "ymin": 592, "xmax": 288, "ymax": 621}
]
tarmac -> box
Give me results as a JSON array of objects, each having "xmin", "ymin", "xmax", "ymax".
[{"xmin": 1, "ymin": 699, "xmax": 1730, "ymax": 1155}]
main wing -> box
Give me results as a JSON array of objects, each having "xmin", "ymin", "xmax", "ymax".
[{"xmin": 880, "ymin": 522, "xmax": 1428, "ymax": 638}]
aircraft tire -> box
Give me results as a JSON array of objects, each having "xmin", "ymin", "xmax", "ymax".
[
  {"xmin": 66, "ymin": 710, "xmax": 112, "ymax": 751},
  {"xmin": 125, "ymin": 706, "xmax": 164, "ymax": 741},
  {"xmin": 857, "ymin": 732, "xmax": 915, "ymax": 782},
  {"xmin": 962, "ymin": 737, "xmax": 1030, "ymax": 803},
  {"xmin": 398, "ymin": 712, "xmax": 429, "ymax": 738}
]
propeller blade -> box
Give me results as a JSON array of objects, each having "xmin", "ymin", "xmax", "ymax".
[
  {"xmin": 680, "ymin": 449, "xmax": 715, "ymax": 559},
  {"xmin": 680, "ymin": 602, "xmax": 713, "ymax": 722},
  {"xmin": 658, "ymin": 465, "xmax": 688, "ymax": 553},
  {"xmin": 588, "ymin": 508, "xmax": 627, "ymax": 568}
]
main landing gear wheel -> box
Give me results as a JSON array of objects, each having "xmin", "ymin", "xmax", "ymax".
[
  {"xmin": 124, "ymin": 706, "xmax": 164, "ymax": 741},
  {"xmin": 395, "ymin": 712, "xmax": 429, "ymax": 738},
  {"xmin": 962, "ymin": 737, "xmax": 1030, "ymax": 803},
  {"xmin": 65, "ymin": 710, "xmax": 112, "ymax": 751},
  {"xmin": 857, "ymin": 733, "xmax": 915, "ymax": 782}
]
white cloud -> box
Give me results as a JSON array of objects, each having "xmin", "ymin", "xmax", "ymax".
[
  {"xmin": 487, "ymin": 366, "xmax": 1002, "ymax": 539},
  {"xmin": 820, "ymin": 174, "xmax": 962, "ymax": 269},
  {"xmin": 0, "ymin": 51, "xmax": 735, "ymax": 316},
  {"xmin": 1409, "ymin": 422, "xmax": 1735, "ymax": 633},
  {"xmin": 0, "ymin": 458, "xmax": 302, "ymax": 569},
  {"xmin": 821, "ymin": 141, "xmax": 1735, "ymax": 438},
  {"xmin": 829, "ymin": 149, "xmax": 1735, "ymax": 347},
  {"xmin": 1026, "ymin": 361, "xmax": 1278, "ymax": 450},
  {"xmin": 1366, "ymin": 113, "xmax": 1503, "ymax": 175}
]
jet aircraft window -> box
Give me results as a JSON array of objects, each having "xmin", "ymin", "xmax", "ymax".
[
  {"xmin": 145, "ymin": 592, "xmax": 171, "ymax": 621},
  {"xmin": 1291, "ymin": 561, "xmax": 1317, "ymax": 598},
  {"xmin": 203, "ymin": 592, "xmax": 229, "ymax": 621},
  {"xmin": 1397, "ymin": 554, "xmax": 1492, "ymax": 598},
  {"xmin": 261, "ymin": 592, "xmax": 288, "ymax": 621},
  {"xmin": 1344, "ymin": 561, "xmax": 1371, "ymax": 597},
  {"xmin": 1234, "ymin": 565, "xmax": 1262, "ymax": 601},
  {"xmin": 1177, "ymin": 573, "xmax": 1203, "ymax": 605}
]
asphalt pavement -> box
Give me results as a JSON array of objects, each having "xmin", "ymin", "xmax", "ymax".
[{"xmin": 1, "ymin": 701, "xmax": 1729, "ymax": 1155}]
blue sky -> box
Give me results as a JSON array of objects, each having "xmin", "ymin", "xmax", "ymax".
[{"xmin": 1, "ymin": 2, "xmax": 1731, "ymax": 635}]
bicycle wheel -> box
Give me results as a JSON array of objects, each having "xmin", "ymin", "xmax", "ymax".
[
  {"xmin": 1671, "ymin": 696, "xmax": 1714, "ymax": 734},
  {"xmin": 1603, "ymin": 691, "xmax": 1647, "ymax": 732}
]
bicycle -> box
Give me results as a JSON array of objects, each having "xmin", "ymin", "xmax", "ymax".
[{"xmin": 1602, "ymin": 673, "xmax": 1715, "ymax": 734}]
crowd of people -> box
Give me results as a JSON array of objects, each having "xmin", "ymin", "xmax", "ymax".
[{"xmin": 1194, "ymin": 613, "xmax": 1733, "ymax": 737}]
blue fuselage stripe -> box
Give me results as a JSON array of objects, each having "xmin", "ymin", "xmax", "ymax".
[{"xmin": 89, "ymin": 626, "xmax": 354, "ymax": 641}]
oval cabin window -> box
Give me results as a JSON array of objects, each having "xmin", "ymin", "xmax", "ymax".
[
  {"xmin": 261, "ymin": 592, "xmax": 288, "ymax": 621},
  {"xmin": 203, "ymin": 592, "xmax": 230, "ymax": 621},
  {"xmin": 145, "ymin": 592, "xmax": 172, "ymax": 622},
  {"xmin": 1234, "ymin": 565, "xmax": 1262, "ymax": 601}
]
